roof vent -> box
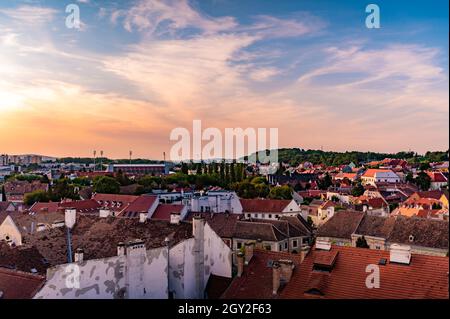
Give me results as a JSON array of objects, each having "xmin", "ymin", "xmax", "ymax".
[
  {"xmin": 378, "ymin": 258, "xmax": 387, "ymax": 266},
  {"xmin": 389, "ymin": 244, "xmax": 411, "ymax": 265}
]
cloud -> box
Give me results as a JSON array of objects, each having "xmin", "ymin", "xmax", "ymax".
[
  {"xmin": 0, "ymin": 5, "xmax": 57, "ymax": 25},
  {"xmin": 248, "ymin": 67, "xmax": 281, "ymax": 81},
  {"xmin": 112, "ymin": 0, "xmax": 237, "ymax": 34},
  {"xmin": 243, "ymin": 14, "xmax": 326, "ymax": 39}
]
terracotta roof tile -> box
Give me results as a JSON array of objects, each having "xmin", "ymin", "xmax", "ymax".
[
  {"xmin": 281, "ymin": 245, "xmax": 449, "ymax": 299},
  {"xmin": 0, "ymin": 268, "xmax": 45, "ymax": 299},
  {"xmin": 240, "ymin": 199, "xmax": 292, "ymax": 213}
]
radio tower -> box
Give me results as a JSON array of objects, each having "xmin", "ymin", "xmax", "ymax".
[{"xmin": 93, "ymin": 150, "xmax": 97, "ymax": 172}]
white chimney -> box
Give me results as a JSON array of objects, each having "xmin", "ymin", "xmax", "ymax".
[
  {"xmin": 170, "ymin": 212, "xmax": 180, "ymax": 225},
  {"xmin": 65, "ymin": 209, "xmax": 76, "ymax": 229},
  {"xmin": 99, "ymin": 209, "xmax": 111, "ymax": 218},
  {"xmin": 74, "ymin": 248, "xmax": 84, "ymax": 262},
  {"xmin": 117, "ymin": 242, "xmax": 126, "ymax": 256},
  {"xmin": 389, "ymin": 244, "xmax": 411, "ymax": 265},
  {"xmin": 316, "ymin": 239, "xmax": 331, "ymax": 251},
  {"xmin": 139, "ymin": 212, "xmax": 147, "ymax": 223}
]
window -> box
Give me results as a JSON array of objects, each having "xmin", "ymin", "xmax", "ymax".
[
  {"xmin": 375, "ymin": 245, "xmax": 381, "ymax": 250},
  {"xmin": 246, "ymin": 213, "xmax": 251, "ymax": 218},
  {"xmin": 284, "ymin": 242, "xmax": 288, "ymax": 249},
  {"xmin": 293, "ymin": 240, "xmax": 298, "ymax": 248},
  {"xmin": 265, "ymin": 245, "xmax": 271, "ymax": 251},
  {"xmin": 237, "ymin": 242, "xmax": 242, "ymax": 249},
  {"xmin": 279, "ymin": 244, "xmax": 282, "ymax": 251},
  {"xmin": 253, "ymin": 213, "xmax": 257, "ymax": 218},
  {"xmin": 268, "ymin": 214, "xmax": 272, "ymax": 218}
]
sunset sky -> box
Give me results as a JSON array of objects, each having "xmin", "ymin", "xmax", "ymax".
[{"xmin": 0, "ymin": 0, "xmax": 448, "ymax": 159}]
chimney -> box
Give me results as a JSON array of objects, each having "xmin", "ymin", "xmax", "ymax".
[
  {"xmin": 99, "ymin": 209, "xmax": 111, "ymax": 218},
  {"xmin": 117, "ymin": 242, "xmax": 126, "ymax": 256},
  {"xmin": 244, "ymin": 242, "xmax": 254, "ymax": 265},
  {"xmin": 236, "ymin": 251, "xmax": 244, "ymax": 277},
  {"xmin": 389, "ymin": 244, "xmax": 411, "ymax": 265},
  {"xmin": 272, "ymin": 262, "xmax": 281, "ymax": 295},
  {"xmin": 315, "ymin": 239, "xmax": 331, "ymax": 251},
  {"xmin": 255, "ymin": 238, "xmax": 263, "ymax": 249},
  {"xmin": 65, "ymin": 208, "xmax": 76, "ymax": 229},
  {"xmin": 192, "ymin": 215, "xmax": 205, "ymax": 299},
  {"xmin": 300, "ymin": 245, "xmax": 310, "ymax": 263},
  {"xmin": 170, "ymin": 212, "xmax": 180, "ymax": 225},
  {"xmin": 74, "ymin": 248, "xmax": 84, "ymax": 262},
  {"xmin": 139, "ymin": 212, "xmax": 147, "ymax": 223},
  {"xmin": 278, "ymin": 259, "xmax": 294, "ymax": 282}
]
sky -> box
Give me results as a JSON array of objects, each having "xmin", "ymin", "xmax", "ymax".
[{"xmin": 0, "ymin": 0, "xmax": 448, "ymax": 159}]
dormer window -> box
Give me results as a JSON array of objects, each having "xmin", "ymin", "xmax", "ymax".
[{"xmin": 409, "ymin": 235, "xmax": 414, "ymax": 242}]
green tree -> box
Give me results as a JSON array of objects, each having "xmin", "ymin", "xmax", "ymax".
[
  {"xmin": 405, "ymin": 172, "xmax": 414, "ymax": 183},
  {"xmin": 318, "ymin": 173, "xmax": 333, "ymax": 190},
  {"xmin": 93, "ymin": 176, "xmax": 120, "ymax": 194},
  {"xmin": 351, "ymin": 183, "xmax": 365, "ymax": 197},
  {"xmin": 268, "ymin": 185, "xmax": 292, "ymax": 200},
  {"xmin": 24, "ymin": 190, "xmax": 50, "ymax": 205},
  {"xmin": 181, "ymin": 162, "xmax": 189, "ymax": 175},
  {"xmin": 236, "ymin": 181, "xmax": 258, "ymax": 198},
  {"xmin": 356, "ymin": 236, "xmax": 369, "ymax": 248},
  {"xmin": 414, "ymin": 172, "xmax": 431, "ymax": 191},
  {"xmin": 51, "ymin": 179, "xmax": 78, "ymax": 201}
]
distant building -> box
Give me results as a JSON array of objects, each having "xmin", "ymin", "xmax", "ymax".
[
  {"xmin": 106, "ymin": 164, "xmax": 168, "ymax": 175},
  {"xmin": 191, "ymin": 191, "xmax": 242, "ymax": 214},
  {"xmin": 317, "ymin": 211, "xmax": 448, "ymax": 256},
  {"xmin": 361, "ymin": 169, "xmax": 400, "ymax": 186}
]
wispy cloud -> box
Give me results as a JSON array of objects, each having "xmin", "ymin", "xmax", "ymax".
[{"xmin": 0, "ymin": 5, "xmax": 57, "ymax": 25}]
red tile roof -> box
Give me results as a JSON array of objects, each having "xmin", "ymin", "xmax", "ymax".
[
  {"xmin": 59, "ymin": 199, "xmax": 101, "ymax": 213},
  {"xmin": 29, "ymin": 202, "xmax": 59, "ymax": 214},
  {"xmin": 220, "ymin": 249, "xmax": 303, "ymax": 299},
  {"xmin": 0, "ymin": 268, "xmax": 45, "ymax": 299},
  {"xmin": 92, "ymin": 193, "xmax": 139, "ymax": 212},
  {"xmin": 240, "ymin": 199, "xmax": 292, "ymax": 213},
  {"xmin": 151, "ymin": 204, "xmax": 185, "ymax": 221},
  {"xmin": 121, "ymin": 195, "xmax": 157, "ymax": 215},
  {"xmin": 427, "ymin": 172, "xmax": 448, "ymax": 183},
  {"xmin": 281, "ymin": 245, "xmax": 449, "ymax": 299}
]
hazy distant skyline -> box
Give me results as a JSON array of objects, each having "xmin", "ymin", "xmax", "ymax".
[{"xmin": 0, "ymin": 0, "xmax": 448, "ymax": 159}]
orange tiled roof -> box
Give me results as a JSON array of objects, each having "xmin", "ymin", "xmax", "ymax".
[{"xmin": 281, "ymin": 245, "xmax": 449, "ymax": 299}]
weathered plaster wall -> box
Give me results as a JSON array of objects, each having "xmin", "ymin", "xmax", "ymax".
[
  {"xmin": 204, "ymin": 222, "xmax": 232, "ymax": 279},
  {"xmin": 34, "ymin": 246, "xmax": 168, "ymax": 299},
  {"xmin": 0, "ymin": 215, "xmax": 22, "ymax": 245}
]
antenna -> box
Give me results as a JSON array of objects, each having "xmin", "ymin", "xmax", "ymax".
[
  {"xmin": 93, "ymin": 150, "xmax": 96, "ymax": 172},
  {"xmin": 100, "ymin": 150, "xmax": 104, "ymax": 171}
]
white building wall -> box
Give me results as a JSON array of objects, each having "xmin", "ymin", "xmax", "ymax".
[{"xmin": 34, "ymin": 246, "xmax": 168, "ymax": 299}]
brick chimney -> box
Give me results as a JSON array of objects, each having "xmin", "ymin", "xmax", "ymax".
[
  {"xmin": 244, "ymin": 242, "xmax": 254, "ymax": 265},
  {"xmin": 237, "ymin": 251, "xmax": 245, "ymax": 277},
  {"xmin": 272, "ymin": 262, "xmax": 281, "ymax": 295},
  {"xmin": 74, "ymin": 248, "xmax": 84, "ymax": 262}
]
